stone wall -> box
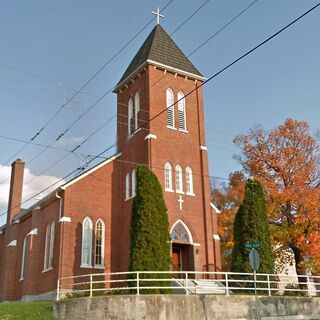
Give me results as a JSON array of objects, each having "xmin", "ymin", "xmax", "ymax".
[{"xmin": 54, "ymin": 295, "xmax": 320, "ymax": 320}]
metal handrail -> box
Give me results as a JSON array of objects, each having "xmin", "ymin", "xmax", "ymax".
[{"xmin": 57, "ymin": 270, "xmax": 320, "ymax": 300}]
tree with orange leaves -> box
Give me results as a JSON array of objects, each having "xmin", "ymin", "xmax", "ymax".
[
  {"xmin": 234, "ymin": 118, "xmax": 320, "ymax": 278},
  {"xmin": 212, "ymin": 171, "xmax": 245, "ymax": 270}
]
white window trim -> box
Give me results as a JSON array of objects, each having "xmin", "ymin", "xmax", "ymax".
[
  {"xmin": 81, "ymin": 217, "xmax": 93, "ymax": 268},
  {"xmin": 177, "ymin": 91, "xmax": 187, "ymax": 132},
  {"xmin": 20, "ymin": 237, "xmax": 27, "ymax": 281},
  {"xmin": 125, "ymin": 173, "xmax": 130, "ymax": 201},
  {"xmin": 94, "ymin": 219, "xmax": 105, "ymax": 269},
  {"xmin": 49, "ymin": 221, "xmax": 55, "ymax": 269},
  {"xmin": 185, "ymin": 167, "xmax": 194, "ymax": 196},
  {"xmin": 43, "ymin": 224, "xmax": 50, "ymax": 271},
  {"xmin": 134, "ymin": 92, "xmax": 140, "ymax": 130},
  {"xmin": 132, "ymin": 169, "xmax": 136, "ymax": 198},
  {"xmin": 164, "ymin": 162, "xmax": 173, "ymax": 192},
  {"xmin": 175, "ymin": 165, "xmax": 183, "ymax": 193},
  {"xmin": 166, "ymin": 88, "xmax": 175, "ymax": 129},
  {"xmin": 128, "ymin": 97, "xmax": 134, "ymax": 136}
]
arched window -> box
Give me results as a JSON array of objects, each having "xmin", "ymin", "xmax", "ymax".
[
  {"xmin": 185, "ymin": 167, "xmax": 194, "ymax": 195},
  {"xmin": 134, "ymin": 92, "xmax": 140, "ymax": 130},
  {"xmin": 94, "ymin": 219, "xmax": 105, "ymax": 268},
  {"xmin": 175, "ymin": 165, "xmax": 183, "ymax": 193},
  {"xmin": 170, "ymin": 221, "xmax": 193, "ymax": 243},
  {"xmin": 81, "ymin": 217, "xmax": 93, "ymax": 267},
  {"xmin": 177, "ymin": 92, "xmax": 187, "ymax": 131},
  {"xmin": 166, "ymin": 88, "xmax": 175, "ymax": 128},
  {"xmin": 132, "ymin": 168, "xmax": 136, "ymax": 197},
  {"xmin": 20, "ymin": 236, "xmax": 28, "ymax": 280},
  {"xmin": 43, "ymin": 224, "xmax": 51, "ymax": 270},
  {"xmin": 49, "ymin": 222, "xmax": 55, "ymax": 269},
  {"xmin": 164, "ymin": 162, "xmax": 173, "ymax": 191},
  {"xmin": 128, "ymin": 97, "xmax": 134, "ymax": 135},
  {"xmin": 125, "ymin": 173, "xmax": 130, "ymax": 200}
]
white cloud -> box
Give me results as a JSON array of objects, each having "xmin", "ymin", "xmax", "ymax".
[{"xmin": 0, "ymin": 165, "xmax": 65, "ymax": 226}]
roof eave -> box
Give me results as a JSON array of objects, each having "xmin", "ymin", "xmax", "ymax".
[{"xmin": 113, "ymin": 60, "xmax": 206, "ymax": 93}]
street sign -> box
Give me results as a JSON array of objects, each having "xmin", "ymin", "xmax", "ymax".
[
  {"xmin": 249, "ymin": 248, "xmax": 260, "ymax": 271},
  {"xmin": 245, "ymin": 242, "xmax": 261, "ymax": 249}
]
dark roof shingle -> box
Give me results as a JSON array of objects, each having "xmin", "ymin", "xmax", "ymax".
[{"xmin": 116, "ymin": 25, "xmax": 203, "ymax": 88}]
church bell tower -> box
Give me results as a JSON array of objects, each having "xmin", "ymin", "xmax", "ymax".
[{"xmin": 113, "ymin": 21, "xmax": 221, "ymax": 273}]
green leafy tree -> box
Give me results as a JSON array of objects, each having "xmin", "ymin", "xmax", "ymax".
[
  {"xmin": 231, "ymin": 180, "xmax": 274, "ymax": 275},
  {"xmin": 129, "ymin": 165, "xmax": 171, "ymax": 293}
]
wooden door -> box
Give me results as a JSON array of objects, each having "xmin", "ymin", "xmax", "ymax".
[{"xmin": 172, "ymin": 247, "xmax": 181, "ymax": 271}]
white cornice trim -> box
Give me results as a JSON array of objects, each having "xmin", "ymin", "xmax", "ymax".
[
  {"xmin": 7, "ymin": 240, "xmax": 17, "ymax": 247},
  {"xmin": 200, "ymin": 145, "xmax": 208, "ymax": 151},
  {"xmin": 144, "ymin": 134, "xmax": 157, "ymax": 140},
  {"xmin": 61, "ymin": 153, "xmax": 121, "ymax": 189},
  {"xmin": 59, "ymin": 216, "xmax": 71, "ymax": 223},
  {"xmin": 147, "ymin": 60, "xmax": 207, "ymax": 81},
  {"xmin": 114, "ymin": 59, "xmax": 206, "ymax": 93},
  {"xmin": 210, "ymin": 202, "xmax": 221, "ymax": 214},
  {"xmin": 12, "ymin": 220, "xmax": 20, "ymax": 225},
  {"xmin": 27, "ymin": 228, "xmax": 38, "ymax": 236},
  {"xmin": 213, "ymin": 234, "xmax": 220, "ymax": 241}
]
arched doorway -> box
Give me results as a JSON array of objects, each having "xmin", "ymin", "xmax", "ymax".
[{"xmin": 170, "ymin": 220, "xmax": 195, "ymax": 272}]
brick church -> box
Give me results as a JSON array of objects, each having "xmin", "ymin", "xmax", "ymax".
[{"xmin": 0, "ymin": 24, "xmax": 221, "ymax": 301}]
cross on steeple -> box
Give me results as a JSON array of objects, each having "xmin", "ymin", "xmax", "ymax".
[{"xmin": 152, "ymin": 8, "xmax": 164, "ymax": 25}]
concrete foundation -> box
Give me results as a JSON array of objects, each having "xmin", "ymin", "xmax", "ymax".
[{"xmin": 54, "ymin": 295, "xmax": 320, "ymax": 320}]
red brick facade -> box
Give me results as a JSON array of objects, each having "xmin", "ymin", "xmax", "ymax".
[{"xmin": 0, "ymin": 27, "xmax": 221, "ymax": 301}]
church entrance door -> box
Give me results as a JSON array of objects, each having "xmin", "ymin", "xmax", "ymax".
[{"xmin": 172, "ymin": 247, "xmax": 181, "ymax": 271}]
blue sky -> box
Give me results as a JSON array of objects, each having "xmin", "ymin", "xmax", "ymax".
[{"xmin": 0, "ymin": 0, "xmax": 320, "ymax": 223}]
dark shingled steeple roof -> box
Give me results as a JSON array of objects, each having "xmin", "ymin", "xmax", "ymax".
[{"xmin": 116, "ymin": 25, "xmax": 203, "ymax": 88}]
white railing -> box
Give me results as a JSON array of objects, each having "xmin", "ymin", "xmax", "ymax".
[{"xmin": 56, "ymin": 271, "xmax": 320, "ymax": 300}]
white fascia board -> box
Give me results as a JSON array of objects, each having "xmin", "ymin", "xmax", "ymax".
[
  {"xmin": 210, "ymin": 202, "xmax": 221, "ymax": 214},
  {"xmin": 59, "ymin": 216, "xmax": 71, "ymax": 223},
  {"xmin": 144, "ymin": 134, "xmax": 157, "ymax": 140},
  {"xmin": 27, "ymin": 228, "xmax": 38, "ymax": 236},
  {"xmin": 213, "ymin": 234, "xmax": 220, "ymax": 241},
  {"xmin": 114, "ymin": 60, "xmax": 206, "ymax": 92},
  {"xmin": 146, "ymin": 60, "xmax": 207, "ymax": 81},
  {"xmin": 61, "ymin": 153, "xmax": 121, "ymax": 190},
  {"xmin": 7, "ymin": 240, "xmax": 17, "ymax": 247},
  {"xmin": 200, "ymin": 145, "xmax": 208, "ymax": 151}
]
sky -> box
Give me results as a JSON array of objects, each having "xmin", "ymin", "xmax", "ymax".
[{"xmin": 0, "ymin": 0, "xmax": 320, "ymax": 225}]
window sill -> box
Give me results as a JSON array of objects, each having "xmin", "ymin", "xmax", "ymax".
[
  {"xmin": 165, "ymin": 189, "xmax": 174, "ymax": 193},
  {"xmin": 176, "ymin": 190, "xmax": 184, "ymax": 195},
  {"xmin": 186, "ymin": 192, "xmax": 195, "ymax": 197},
  {"xmin": 42, "ymin": 267, "xmax": 53, "ymax": 273},
  {"xmin": 94, "ymin": 265, "xmax": 105, "ymax": 270},
  {"xmin": 178, "ymin": 129, "xmax": 188, "ymax": 133},
  {"xmin": 167, "ymin": 126, "xmax": 177, "ymax": 130},
  {"xmin": 80, "ymin": 264, "xmax": 92, "ymax": 269}
]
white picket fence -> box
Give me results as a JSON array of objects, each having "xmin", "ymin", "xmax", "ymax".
[{"xmin": 56, "ymin": 271, "xmax": 320, "ymax": 300}]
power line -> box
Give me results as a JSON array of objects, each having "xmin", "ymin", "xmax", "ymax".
[
  {"xmin": 0, "ymin": 0, "xmax": 174, "ymax": 169},
  {"xmin": 1, "ymin": 1, "xmax": 319, "ymax": 219},
  {"xmin": 188, "ymin": 0, "xmax": 260, "ymax": 57}
]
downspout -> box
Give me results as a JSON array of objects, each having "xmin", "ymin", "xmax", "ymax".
[
  {"xmin": 56, "ymin": 191, "xmax": 63, "ymax": 221},
  {"xmin": 56, "ymin": 190, "xmax": 64, "ymax": 290}
]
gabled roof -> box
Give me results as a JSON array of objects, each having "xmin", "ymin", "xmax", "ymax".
[{"xmin": 114, "ymin": 25, "xmax": 203, "ymax": 91}]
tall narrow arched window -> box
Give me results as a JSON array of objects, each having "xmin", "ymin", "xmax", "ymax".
[
  {"xmin": 20, "ymin": 236, "xmax": 28, "ymax": 280},
  {"xmin": 128, "ymin": 97, "xmax": 134, "ymax": 135},
  {"xmin": 166, "ymin": 88, "xmax": 175, "ymax": 128},
  {"xmin": 132, "ymin": 168, "xmax": 136, "ymax": 197},
  {"xmin": 177, "ymin": 92, "xmax": 187, "ymax": 131},
  {"xmin": 81, "ymin": 217, "xmax": 93, "ymax": 268},
  {"xmin": 175, "ymin": 165, "xmax": 183, "ymax": 193},
  {"xmin": 164, "ymin": 162, "xmax": 173, "ymax": 191},
  {"xmin": 134, "ymin": 92, "xmax": 140, "ymax": 130},
  {"xmin": 125, "ymin": 173, "xmax": 130, "ymax": 200},
  {"xmin": 49, "ymin": 222, "xmax": 55, "ymax": 269},
  {"xmin": 185, "ymin": 167, "xmax": 194, "ymax": 195},
  {"xmin": 43, "ymin": 224, "xmax": 51, "ymax": 270},
  {"xmin": 94, "ymin": 219, "xmax": 105, "ymax": 268}
]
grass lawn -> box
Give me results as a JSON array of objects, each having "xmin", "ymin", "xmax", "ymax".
[{"xmin": 0, "ymin": 301, "xmax": 54, "ymax": 320}]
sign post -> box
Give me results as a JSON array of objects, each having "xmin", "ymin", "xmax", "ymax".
[{"xmin": 249, "ymin": 248, "xmax": 260, "ymax": 296}]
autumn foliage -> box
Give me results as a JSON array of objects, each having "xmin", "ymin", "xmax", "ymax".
[{"xmin": 234, "ymin": 118, "xmax": 320, "ymax": 274}]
